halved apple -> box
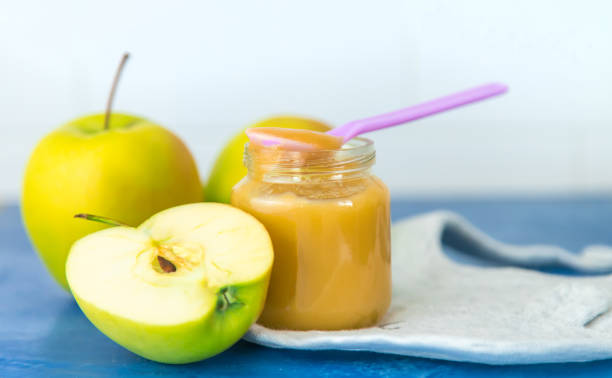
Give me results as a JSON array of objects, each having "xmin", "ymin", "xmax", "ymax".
[{"xmin": 66, "ymin": 203, "xmax": 273, "ymax": 364}]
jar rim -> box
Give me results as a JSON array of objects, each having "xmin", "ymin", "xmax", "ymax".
[{"xmin": 244, "ymin": 137, "xmax": 376, "ymax": 177}]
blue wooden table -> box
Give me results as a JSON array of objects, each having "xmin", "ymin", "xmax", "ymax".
[{"xmin": 3, "ymin": 198, "xmax": 612, "ymax": 377}]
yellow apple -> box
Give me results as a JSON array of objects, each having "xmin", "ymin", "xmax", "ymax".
[
  {"xmin": 22, "ymin": 113, "xmax": 203, "ymax": 290},
  {"xmin": 205, "ymin": 116, "xmax": 331, "ymax": 203},
  {"xmin": 66, "ymin": 203, "xmax": 273, "ymax": 364},
  {"xmin": 23, "ymin": 53, "xmax": 203, "ymax": 291}
]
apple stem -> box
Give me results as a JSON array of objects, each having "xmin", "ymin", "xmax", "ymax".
[
  {"xmin": 104, "ymin": 52, "xmax": 130, "ymax": 131},
  {"xmin": 75, "ymin": 213, "xmax": 179, "ymax": 274},
  {"xmin": 74, "ymin": 213, "xmax": 130, "ymax": 227}
]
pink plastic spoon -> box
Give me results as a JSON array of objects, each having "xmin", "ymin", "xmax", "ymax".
[{"xmin": 246, "ymin": 83, "xmax": 508, "ymax": 150}]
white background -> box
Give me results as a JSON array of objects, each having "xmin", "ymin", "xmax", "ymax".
[{"xmin": 1, "ymin": 0, "xmax": 611, "ymax": 201}]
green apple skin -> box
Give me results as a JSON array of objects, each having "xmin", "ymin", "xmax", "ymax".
[
  {"xmin": 73, "ymin": 281, "xmax": 267, "ymax": 364},
  {"xmin": 22, "ymin": 113, "xmax": 203, "ymax": 291},
  {"xmin": 205, "ymin": 116, "xmax": 331, "ymax": 203}
]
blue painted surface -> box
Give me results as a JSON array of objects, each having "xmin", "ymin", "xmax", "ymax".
[{"xmin": 3, "ymin": 198, "xmax": 612, "ymax": 377}]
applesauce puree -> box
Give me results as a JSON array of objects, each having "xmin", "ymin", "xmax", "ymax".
[
  {"xmin": 245, "ymin": 127, "xmax": 344, "ymax": 151},
  {"xmin": 231, "ymin": 134, "xmax": 391, "ymax": 330}
]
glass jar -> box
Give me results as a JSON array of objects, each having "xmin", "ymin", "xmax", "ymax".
[{"xmin": 231, "ymin": 138, "xmax": 391, "ymax": 330}]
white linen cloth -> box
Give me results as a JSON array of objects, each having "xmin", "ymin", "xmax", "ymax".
[{"xmin": 244, "ymin": 211, "xmax": 612, "ymax": 364}]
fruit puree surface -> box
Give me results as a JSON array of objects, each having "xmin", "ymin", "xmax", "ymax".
[
  {"xmin": 232, "ymin": 138, "xmax": 391, "ymax": 330},
  {"xmin": 246, "ymin": 127, "xmax": 343, "ymax": 151}
]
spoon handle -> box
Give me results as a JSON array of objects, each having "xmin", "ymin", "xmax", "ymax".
[{"xmin": 327, "ymin": 83, "xmax": 508, "ymax": 141}]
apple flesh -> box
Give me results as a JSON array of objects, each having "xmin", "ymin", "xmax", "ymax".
[
  {"xmin": 22, "ymin": 113, "xmax": 203, "ymax": 290},
  {"xmin": 66, "ymin": 203, "xmax": 273, "ymax": 364}
]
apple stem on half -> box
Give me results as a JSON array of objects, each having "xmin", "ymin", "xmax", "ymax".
[
  {"xmin": 104, "ymin": 52, "xmax": 130, "ymax": 131},
  {"xmin": 74, "ymin": 213, "xmax": 130, "ymax": 227},
  {"xmin": 74, "ymin": 213, "xmax": 179, "ymax": 274}
]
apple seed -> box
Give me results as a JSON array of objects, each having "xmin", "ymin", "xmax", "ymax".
[{"xmin": 157, "ymin": 255, "xmax": 176, "ymax": 273}]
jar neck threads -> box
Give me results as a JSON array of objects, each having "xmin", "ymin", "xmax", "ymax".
[{"xmin": 244, "ymin": 138, "xmax": 376, "ymax": 184}]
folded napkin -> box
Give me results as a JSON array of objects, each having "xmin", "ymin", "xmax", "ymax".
[{"xmin": 244, "ymin": 211, "xmax": 612, "ymax": 364}]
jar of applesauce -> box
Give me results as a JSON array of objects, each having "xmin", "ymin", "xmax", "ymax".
[{"xmin": 231, "ymin": 137, "xmax": 391, "ymax": 330}]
